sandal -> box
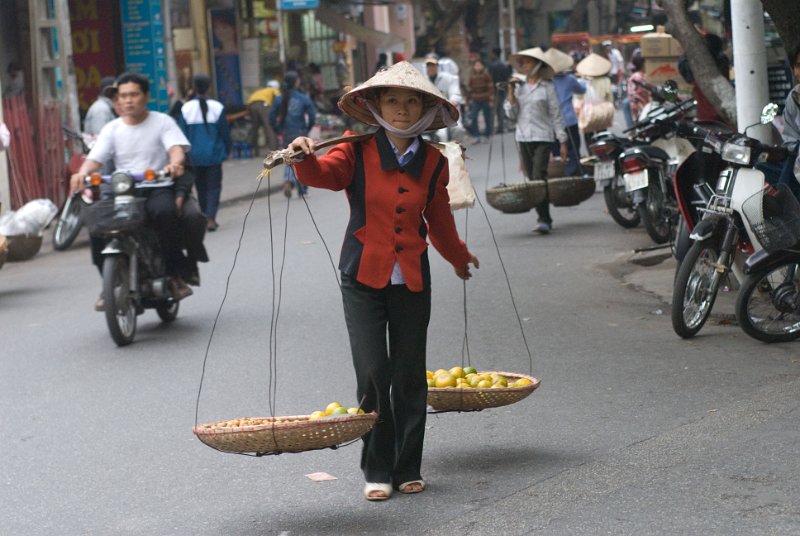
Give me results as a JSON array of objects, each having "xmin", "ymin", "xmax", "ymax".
[
  {"xmin": 363, "ymin": 482, "xmax": 392, "ymax": 501},
  {"xmin": 397, "ymin": 480, "xmax": 426, "ymax": 494}
]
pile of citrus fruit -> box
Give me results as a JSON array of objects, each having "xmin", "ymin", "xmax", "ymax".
[
  {"xmin": 308, "ymin": 402, "xmax": 366, "ymax": 420},
  {"xmin": 426, "ymin": 366, "xmax": 533, "ymax": 389}
]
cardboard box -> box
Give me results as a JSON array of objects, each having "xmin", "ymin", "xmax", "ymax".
[
  {"xmin": 645, "ymin": 57, "xmax": 693, "ymax": 95},
  {"xmin": 640, "ymin": 31, "xmax": 683, "ymax": 58}
]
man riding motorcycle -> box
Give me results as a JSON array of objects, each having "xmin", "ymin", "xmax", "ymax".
[{"xmin": 70, "ymin": 72, "xmax": 208, "ymax": 311}]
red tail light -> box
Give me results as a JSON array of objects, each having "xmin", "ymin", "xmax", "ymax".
[
  {"xmin": 590, "ymin": 142, "xmax": 615, "ymax": 159},
  {"xmin": 622, "ymin": 157, "xmax": 648, "ymax": 174}
]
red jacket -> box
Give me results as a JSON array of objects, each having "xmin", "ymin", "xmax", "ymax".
[{"xmin": 293, "ymin": 129, "xmax": 472, "ymax": 291}]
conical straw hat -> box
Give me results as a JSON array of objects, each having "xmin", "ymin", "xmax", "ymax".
[
  {"xmin": 337, "ymin": 61, "xmax": 459, "ymax": 130},
  {"xmin": 576, "ymin": 53, "xmax": 612, "ymax": 77},
  {"xmin": 510, "ymin": 47, "xmax": 551, "ymax": 72},
  {"xmin": 544, "ymin": 48, "xmax": 575, "ymax": 74}
]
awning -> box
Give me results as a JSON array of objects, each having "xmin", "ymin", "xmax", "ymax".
[{"xmin": 316, "ymin": 6, "xmax": 406, "ymax": 49}]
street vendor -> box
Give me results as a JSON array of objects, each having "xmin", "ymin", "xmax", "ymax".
[{"xmin": 286, "ymin": 61, "xmax": 479, "ymax": 501}]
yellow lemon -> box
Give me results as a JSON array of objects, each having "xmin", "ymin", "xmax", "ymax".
[
  {"xmin": 490, "ymin": 383, "xmax": 506, "ymax": 388},
  {"xmin": 426, "ymin": 378, "xmax": 435, "ymax": 387},
  {"xmin": 329, "ymin": 406, "xmax": 349, "ymax": 416},
  {"xmin": 324, "ymin": 402, "xmax": 343, "ymax": 416},
  {"xmin": 426, "ymin": 370, "xmax": 434, "ymax": 380},
  {"xmin": 449, "ymin": 366, "xmax": 465, "ymax": 379},
  {"xmin": 478, "ymin": 374, "xmax": 493, "ymax": 382},
  {"xmin": 492, "ymin": 377, "xmax": 508, "ymax": 387},
  {"xmin": 477, "ymin": 379, "xmax": 492, "ymax": 389},
  {"xmin": 468, "ymin": 375, "xmax": 482, "ymax": 388},
  {"xmin": 309, "ymin": 410, "xmax": 325, "ymax": 420},
  {"xmin": 347, "ymin": 407, "xmax": 365, "ymax": 415},
  {"xmin": 434, "ymin": 372, "xmax": 457, "ymax": 388},
  {"xmin": 455, "ymin": 378, "xmax": 469, "ymax": 388},
  {"xmin": 433, "ymin": 369, "xmax": 449, "ymax": 378},
  {"xmin": 463, "ymin": 366, "xmax": 477, "ymax": 376},
  {"xmin": 515, "ymin": 378, "xmax": 532, "ymax": 387}
]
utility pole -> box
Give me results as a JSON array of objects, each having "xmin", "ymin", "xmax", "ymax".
[
  {"xmin": 497, "ymin": 0, "xmax": 517, "ymax": 59},
  {"xmin": 731, "ymin": 0, "xmax": 771, "ymax": 142}
]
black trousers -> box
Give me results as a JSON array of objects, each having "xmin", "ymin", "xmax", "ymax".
[
  {"xmin": 340, "ymin": 273, "xmax": 431, "ymax": 486},
  {"xmin": 91, "ymin": 191, "xmax": 207, "ymax": 278},
  {"xmin": 519, "ymin": 141, "xmax": 554, "ymax": 224}
]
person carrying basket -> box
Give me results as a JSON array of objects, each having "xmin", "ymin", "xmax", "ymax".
[{"xmin": 286, "ymin": 61, "xmax": 479, "ymax": 501}]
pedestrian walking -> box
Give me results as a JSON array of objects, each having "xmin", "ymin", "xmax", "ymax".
[
  {"xmin": 465, "ymin": 59, "xmax": 494, "ymax": 142},
  {"xmin": 504, "ymin": 47, "xmax": 568, "ymax": 234},
  {"xmin": 575, "ymin": 52, "xmax": 614, "ymax": 150},
  {"xmin": 269, "ymin": 71, "xmax": 316, "ymax": 198},
  {"xmin": 177, "ymin": 74, "xmax": 233, "ymax": 231},
  {"xmin": 545, "ymin": 47, "xmax": 586, "ymax": 177},
  {"xmin": 246, "ymin": 79, "xmax": 281, "ymax": 152},
  {"xmin": 286, "ymin": 61, "xmax": 479, "ymax": 501},
  {"xmin": 488, "ymin": 47, "xmax": 513, "ymax": 133}
]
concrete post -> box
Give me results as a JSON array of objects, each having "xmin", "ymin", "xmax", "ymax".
[{"xmin": 731, "ymin": 0, "xmax": 771, "ymax": 142}]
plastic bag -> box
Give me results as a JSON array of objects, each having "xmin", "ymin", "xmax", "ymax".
[
  {"xmin": 0, "ymin": 198, "xmax": 58, "ymax": 236},
  {"xmin": 578, "ymin": 84, "xmax": 615, "ymax": 134},
  {"xmin": 438, "ymin": 141, "xmax": 475, "ymax": 210}
]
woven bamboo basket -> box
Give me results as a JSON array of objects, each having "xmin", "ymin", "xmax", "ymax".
[
  {"xmin": 547, "ymin": 160, "xmax": 593, "ymax": 179},
  {"xmin": 548, "ymin": 177, "xmax": 597, "ymax": 207},
  {"xmin": 485, "ymin": 182, "xmax": 547, "ymax": 214},
  {"xmin": 6, "ymin": 234, "xmax": 43, "ymax": 262},
  {"xmin": 427, "ymin": 372, "xmax": 541, "ymax": 412},
  {"xmin": 193, "ymin": 412, "xmax": 377, "ymax": 455}
]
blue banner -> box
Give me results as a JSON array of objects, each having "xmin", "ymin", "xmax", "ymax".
[
  {"xmin": 120, "ymin": 0, "xmax": 170, "ymax": 111},
  {"xmin": 209, "ymin": 8, "xmax": 243, "ymax": 107},
  {"xmin": 280, "ymin": 0, "xmax": 320, "ymax": 10}
]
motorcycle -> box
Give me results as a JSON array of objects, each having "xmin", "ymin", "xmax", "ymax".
[
  {"xmin": 617, "ymin": 81, "xmax": 697, "ymax": 244},
  {"xmin": 671, "ymin": 104, "xmax": 788, "ymax": 338},
  {"xmin": 52, "ymin": 129, "xmax": 94, "ymax": 250},
  {"xmin": 734, "ymin": 184, "xmax": 800, "ymax": 343},
  {"xmin": 83, "ymin": 170, "xmax": 182, "ymax": 346},
  {"xmin": 590, "ymin": 80, "xmax": 684, "ymax": 229}
]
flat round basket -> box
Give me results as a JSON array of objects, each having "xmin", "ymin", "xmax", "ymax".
[
  {"xmin": 486, "ymin": 181, "xmax": 547, "ymax": 214},
  {"xmin": 427, "ymin": 371, "xmax": 541, "ymax": 412},
  {"xmin": 193, "ymin": 412, "xmax": 377, "ymax": 455},
  {"xmin": 548, "ymin": 177, "xmax": 597, "ymax": 207},
  {"xmin": 6, "ymin": 234, "xmax": 43, "ymax": 262}
]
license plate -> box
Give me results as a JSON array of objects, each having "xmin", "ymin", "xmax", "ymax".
[
  {"xmin": 623, "ymin": 170, "xmax": 649, "ymax": 192},
  {"xmin": 594, "ymin": 161, "xmax": 615, "ymax": 180}
]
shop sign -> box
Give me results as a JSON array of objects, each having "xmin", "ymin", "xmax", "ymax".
[
  {"xmin": 120, "ymin": 0, "xmax": 170, "ymax": 111},
  {"xmin": 280, "ymin": 0, "xmax": 320, "ymax": 10},
  {"xmin": 69, "ymin": 0, "xmax": 117, "ymax": 112}
]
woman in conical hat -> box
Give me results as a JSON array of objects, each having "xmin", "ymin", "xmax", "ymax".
[
  {"xmin": 288, "ymin": 61, "xmax": 479, "ymax": 501},
  {"xmin": 505, "ymin": 47, "xmax": 568, "ymax": 234},
  {"xmin": 545, "ymin": 47, "xmax": 587, "ymax": 177}
]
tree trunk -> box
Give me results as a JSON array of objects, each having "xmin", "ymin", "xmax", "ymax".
[
  {"xmin": 658, "ymin": 0, "xmax": 737, "ymax": 125},
  {"xmin": 761, "ymin": 0, "xmax": 800, "ymax": 56}
]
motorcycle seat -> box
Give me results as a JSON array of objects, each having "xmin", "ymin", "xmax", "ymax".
[{"xmin": 621, "ymin": 145, "xmax": 670, "ymax": 162}]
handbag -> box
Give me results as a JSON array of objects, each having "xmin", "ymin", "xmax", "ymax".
[{"xmin": 437, "ymin": 141, "xmax": 476, "ymax": 210}]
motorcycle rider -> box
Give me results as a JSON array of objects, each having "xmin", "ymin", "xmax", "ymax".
[{"xmin": 70, "ymin": 72, "xmax": 206, "ymax": 310}]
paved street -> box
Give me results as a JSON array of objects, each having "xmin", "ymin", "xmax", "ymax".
[{"xmin": 2, "ymin": 132, "xmax": 799, "ymax": 535}]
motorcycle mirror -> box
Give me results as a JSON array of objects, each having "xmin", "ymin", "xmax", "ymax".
[
  {"xmin": 760, "ymin": 102, "xmax": 779, "ymax": 124},
  {"xmin": 662, "ymin": 80, "xmax": 679, "ymax": 103}
]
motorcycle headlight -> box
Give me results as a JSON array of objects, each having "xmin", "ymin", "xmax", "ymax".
[
  {"xmin": 721, "ymin": 142, "xmax": 752, "ymax": 165},
  {"xmin": 111, "ymin": 171, "xmax": 134, "ymax": 195}
]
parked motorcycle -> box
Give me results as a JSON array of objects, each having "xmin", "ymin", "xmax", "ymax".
[
  {"xmin": 671, "ymin": 104, "xmax": 788, "ymax": 338},
  {"xmin": 734, "ymin": 184, "xmax": 800, "ymax": 343},
  {"xmin": 618, "ymin": 82, "xmax": 697, "ymax": 243},
  {"xmin": 83, "ymin": 170, "xmax": 181, "ymax": 346},
  {"xmin": 590, "ymin": 80, "xmax": 683, "ymax": 229},
  {"xmin": 52, "ymin": 129, "xmax": 93, "ymax": 251}
]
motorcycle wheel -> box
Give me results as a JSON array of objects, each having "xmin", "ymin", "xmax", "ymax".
[
  {"xmin": 735, "ymin": 262, "xmax": 800, "ymax": 343},
  {"xmin": 603, "ymin": 180, "xmax": 640, "ymax": 228},
  {"xmin": 52, "ymin": 196, "xmax": 83, "ymax": 251},
  {"xmin": 637, "ymin": 186, "xmax": 671, "ymax": 244},
  {"xmin": 103, "ymin": 255, "xmax": 137, "ymax": 346},
  {"xmin": 672, "ymin": 216, "xmax": 692, "ymax": 265},
  {"xmin": 156, "ymin": 300, "xmax": 179, "ymax": 322},
  {"xmin": 671, "ymin": 237, "xmax": 723, "ymax": 338}
]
